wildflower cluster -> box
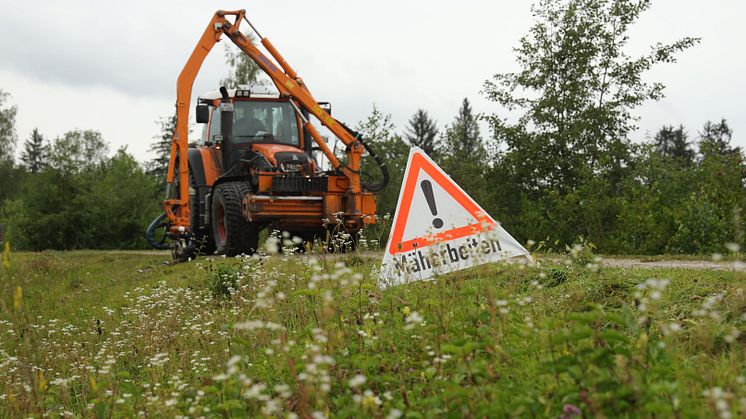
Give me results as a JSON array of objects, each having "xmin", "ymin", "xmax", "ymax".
[
  {"xmin": 2, "ymin": 247, "xmax": 746, "ymax": 417},
  {"xmin": 703, "ymin": 387, "xmax": 734, "ymax": 419}
]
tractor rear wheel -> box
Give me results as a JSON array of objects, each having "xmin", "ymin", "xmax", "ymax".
[{"xmin": 211, "ymin": 182, "xmax": 258, "ymax": 256}]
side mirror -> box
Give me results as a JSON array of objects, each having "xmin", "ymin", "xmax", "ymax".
[
  {"xmin": 318, "ymin": 102, "xmax": 332, "ymax": 116},
  {"xmin": 196, "ymin": 104, "xmax": 210, "ymax": 124}
]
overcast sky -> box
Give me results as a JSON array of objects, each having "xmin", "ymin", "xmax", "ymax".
[{"xmin": 1, "ymin": 0, "xmax": 744, "ymax": 163}]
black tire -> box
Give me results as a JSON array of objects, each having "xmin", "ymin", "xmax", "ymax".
[{"xmin": 211, "ymin": 182, "xmax": 259, "ymax": 256}]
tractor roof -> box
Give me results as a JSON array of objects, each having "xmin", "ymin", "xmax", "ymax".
[{"xmin": 200, "ymin": 84, "xmax": 280, "ymax": 101}]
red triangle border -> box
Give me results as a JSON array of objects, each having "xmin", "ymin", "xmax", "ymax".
[{"xmin": 387, "ymin": 151, "xmax": 495, "ymax": 254}]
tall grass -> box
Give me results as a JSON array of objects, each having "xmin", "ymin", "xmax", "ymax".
[{"xmin": 1, "ymin": 245, "xmax": 745, "ymax": 417}]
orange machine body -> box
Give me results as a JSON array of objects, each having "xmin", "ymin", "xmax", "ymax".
[
  {"xmin": 192, "ymin": 92, "xmax": 375, "ymax": 232},
  {"xmin": 159, "ymin": 9, "xmax": 381, "ymax": 257}
]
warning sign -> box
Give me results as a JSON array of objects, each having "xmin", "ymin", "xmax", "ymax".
[{"xmin": 379, "ymin": 147, "xmax": 529, "ymax": 287}]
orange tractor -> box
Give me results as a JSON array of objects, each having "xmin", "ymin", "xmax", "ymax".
[{"xmin": 146, "ymin": 10, "xmax": 388, "ymax": 260}]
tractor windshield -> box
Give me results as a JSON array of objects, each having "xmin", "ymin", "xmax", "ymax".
[
  {"xmin": 209, "ymin": 100, "xmax": 300, "ymax": 147},
  {"xmin": 233, "ymin": 100, "xmax": 299, "ymax": 146}
]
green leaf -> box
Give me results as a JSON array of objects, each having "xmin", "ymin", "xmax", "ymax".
[
  {"xmin": 605, "ymin": 313, "xmax": 629, "ymax": 327},
  {"xmin": 94, "ymin": 401, "xmax": 108, "ymax": 419},
  {"xmin": 601, "ymin": 329, "xmax": 630, "ymax": 344},
  {"xmin": 567, "ymin": 326, "xmax": 594, "ymax": 342},
  {"xmin": 441, "ymin": 344, "xmax": 462, "ymax": 355},
  {"xmin": 643, "ymin": 401, "xmax": 674, "ymax": 414},
  {"xmin": 568, "ymin": 312, "xmax": 601, "ymax": 323}
]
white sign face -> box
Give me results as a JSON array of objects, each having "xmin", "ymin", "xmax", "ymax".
[{"xmin": 379, "ymin": 147, "xmax": 529, "ymax": 287}]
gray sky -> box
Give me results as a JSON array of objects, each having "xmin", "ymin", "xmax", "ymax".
[{"xmin": 0, "ymin": 0, "xmax": 744, "ymax": 162}]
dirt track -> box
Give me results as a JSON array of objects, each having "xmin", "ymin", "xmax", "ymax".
[{"xmin": 554, "ymin": 257, "xmax": 743, "ymax": 272}]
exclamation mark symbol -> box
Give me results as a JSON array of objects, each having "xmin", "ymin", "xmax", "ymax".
[{"xmin": 420, "ymin": 180, "xmax": 444, "ymax": 229}]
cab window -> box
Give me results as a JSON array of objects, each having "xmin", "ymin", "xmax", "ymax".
[
  {"xmin": 233, "ymin": 101, "xmax": 299, "ymax": 146},
  {"xmin": 208, "ymin": 108, "xmax": 221, "ymax": 143},
  {"xmin": 208, "ymin": 101, "xmax": 299, "ymax": 147}
]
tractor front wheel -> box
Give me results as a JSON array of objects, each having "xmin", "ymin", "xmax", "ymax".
[{"xmin": 211, "ymin": 182, "xmax": 258, "ymax": 256}]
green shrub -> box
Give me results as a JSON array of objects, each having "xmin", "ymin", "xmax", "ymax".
[{"xmin": 206, "ymin": 264, "xmax": 240, "ymax": 298}]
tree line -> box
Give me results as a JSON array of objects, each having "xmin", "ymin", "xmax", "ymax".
[
  {"xmin": 358, "ymin": 102, "xmax": 744, "ymax": 254},
  {"xmin": 354, "ymin": 0, "xmax": 744, "ymax": 255},
  {"xmin": 0, "ymin": 100, "xmax": 161, "ymax": 250},
  {"xmin": 0, "ymin": 39, "xmax": 249, "ymax": 251},
  {"xmin": 1, "ymin": 0, "xmax": 744, "ymax": 254}
]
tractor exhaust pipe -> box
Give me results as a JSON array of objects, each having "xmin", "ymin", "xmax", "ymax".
[{"xmin": 219, "ymin": 86, "xmax": 234, "ymax": 169}]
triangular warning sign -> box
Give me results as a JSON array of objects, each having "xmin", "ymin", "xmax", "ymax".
[{"xmin": 379, "ymin": 147, "xmax": 529, "ymax": 287}]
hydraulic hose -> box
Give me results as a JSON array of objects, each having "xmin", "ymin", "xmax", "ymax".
[
  {"xmin": 145, "ymin": 212, "xmax": 172, "ymax": 250},
  {"xmin": 336, "ymin": 120, "xmax": 390, "ymax": 192}
]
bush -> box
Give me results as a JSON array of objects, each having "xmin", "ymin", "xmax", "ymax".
[{"xmin": 206, "ymin": 264, "xmax": 241, "ymax": 298}]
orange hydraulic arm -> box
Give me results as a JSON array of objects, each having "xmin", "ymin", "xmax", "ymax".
[{"xmin": 164, "ymin": 10, "xmax": 366, "ymax": 232}]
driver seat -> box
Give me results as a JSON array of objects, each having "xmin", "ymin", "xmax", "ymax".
[{"xmin": 235, "ymin": 116, "xmax": 266, "ymax": 137}]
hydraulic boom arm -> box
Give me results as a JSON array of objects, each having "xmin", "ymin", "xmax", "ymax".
[{"xmin": 164, "ymin": 10, "xmax": 372, "ymax": 231}]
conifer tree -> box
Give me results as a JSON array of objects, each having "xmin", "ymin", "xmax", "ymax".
[
  {"xmin": 21, "ymin": 128, "xmax": 47, "ymax": 173},
  {"xmin": 443, "ymin": 98, "xmax": 486, "ymax": 160},
  {"xmin": 405, "ymin": 109, "xmax": 439, "ymax": 156},
  {"xmin": 653, "ymin": 125, "xmax": 694, "ymax": 163},
  {"xmin": 699, "ymin": 119, "xmax": 740, "ymax": 158},
  {"xmin": 148, "ymin": 114, "xmax": 177, "ymax": 180}
]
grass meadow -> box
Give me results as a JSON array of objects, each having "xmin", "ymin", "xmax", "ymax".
[{"xmin": 1, "ymin": 244, "xmax": 746, "ymax": 418}]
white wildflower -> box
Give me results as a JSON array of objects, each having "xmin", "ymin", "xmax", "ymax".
[
  {"xmin": 386, "ymin": 409, "xmax": 403, "ymax": 419},
  {"xmin": 404, "ymin": 312, "xmax": 424, "ymax": 330},
  {"xmin": 348, "ymin": 374, "xmax": 367, "ymax": 388},
  {"xmin": 725, "ymin": 242, "xmax": 741, "ymax": 253}
]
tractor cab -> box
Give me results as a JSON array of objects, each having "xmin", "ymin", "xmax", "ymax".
[{"xmin": 197, "ymin": 85, "xmax": 316, "ymax": 175}]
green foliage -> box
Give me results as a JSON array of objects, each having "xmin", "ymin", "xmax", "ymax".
[
  {"xmin": 405, "ymin": 109, "xmax": 440, "ymax": 156},
  {"xmin": 484, "ymin": 0, "xmax": 699, "ymax": 191},
  {"xmin": 472, "ymin": 0, "xmax": 746, "ymax": 255},
  {"xmin": 355, "ymin": 105, "xmax": 409, "ymax": 220},
  {"xmin": 439, "ymin": 98, "xmax": 491, "ymax": 207},
  {"xmin": 221, "ymin": 32, "xmax": 262, "ymax": 88},
  {"xmin": 147, "ymin": 114, "xmax": 176, "ymax": 184},
  {"xmin": 699, "ymin": 119, "xmax": 740, "ymax": 159},
  {"xmin": 0, "ymin": 90, "xmax": 24, "ymax": 209},
  {"xmin": 47, "ymin": 129, "xmax": 109, "ymax": 173},
  {"xmin": 0, "ymin": 161, "xmax": 26, "ymax": 211},
  {"xmin": 442, "ymin": 98, "xmax": 485, "ymax": 162},
  {"xmin": 565, "ymin": 236, "xmax": 599, "ymax": 267},
  {"xmin": 0, "ymin": 89, "xmax": 17, "ymax": 164},
  {"xmin": 608, "ymin": 126, "xmax": 746, "ymax": 254},
  {"xmin": 356, "ymin": 108, "xmax": 744, "ymax": 257},
  {"xmin": 206, "ymin": 263, "xmax": 241, "ymax": 299},
  {"xmin": 2, "ymin": 251, "xmax": 746, "ymax": 417},
  {"xmin": 654, "ymin": 125, "xmax": 694, "ymax": 163},
  {"xmin": 3, "ymin": 132, "xmax": 160, "ymax": 250},
  {"xmin": 20, "ymin": 128, "xmax": 47, "ymax": 173}
]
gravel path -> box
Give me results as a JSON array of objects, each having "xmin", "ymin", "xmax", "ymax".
[{"xmin": 578, "ymin": 257, "xmax": 744, "ymax": 271}]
